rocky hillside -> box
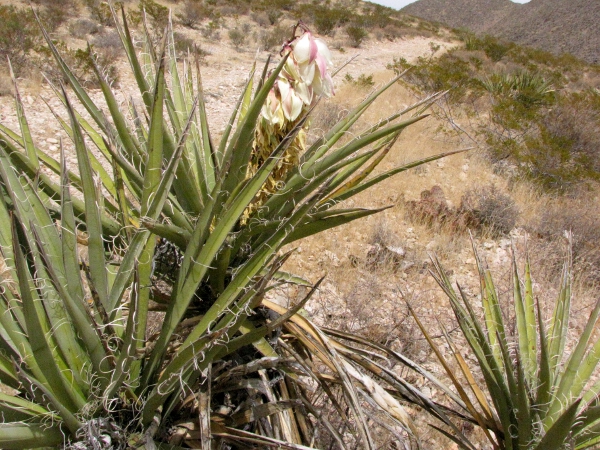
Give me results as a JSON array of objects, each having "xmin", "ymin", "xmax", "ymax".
[{"xmin": 402, "ymin": 0, "xmax": 600, "ymax": 64}]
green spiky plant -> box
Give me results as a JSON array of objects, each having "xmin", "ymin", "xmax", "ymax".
[
  {"xmin": 414, "ymin": 239, "xmax": 600, "ymax": 449},
  {"xmin": 0, "ymin": 5, "xmax": 471, "ymax": 449}
]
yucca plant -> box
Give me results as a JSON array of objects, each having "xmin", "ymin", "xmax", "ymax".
[
  {"xmin": 414, "ymin": 238, "xmax": 600, "ymax": 449},
  {"xmin": 481, "ymin": 71, "xmax": 555, "ymax": 108},
  {"xmin": 0, "ymin": 5, "xmax": 470, "ymax": 449}
]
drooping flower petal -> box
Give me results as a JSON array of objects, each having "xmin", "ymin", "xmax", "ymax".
[
  {"xmin": 282, "ymin": 87, "xmax": 303, "ymax": 121},
  {"xmin": 294, "ymin": 80, "xmax": 313, "ymax": 105},
  {"xmin": 292, "ymin": 33, "xmax": 312, "ymax": 64},
  {"xmin": 313, "ymin": 70, "xmax": 334, "ymax": 97},
  {"xmin": 315, "ymin": 38, "xmax": 332, "ymax": 66},
  {"xmin": 296, "ymin": 60, "xmax": 316, "ymax": 85}
]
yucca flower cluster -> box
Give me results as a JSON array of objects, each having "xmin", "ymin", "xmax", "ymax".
[{"xmin": 248, "ymin": 24, "xmax": 334, "ymax": 217}]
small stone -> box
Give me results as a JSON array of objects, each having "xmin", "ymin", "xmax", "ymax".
[
  {"xmin": 26, "ymin": 96, "xmax": 34, "ymax": 105},
  {"xmin": 46, "ymin": 138, "xmax": 58, "ymax": 144}
]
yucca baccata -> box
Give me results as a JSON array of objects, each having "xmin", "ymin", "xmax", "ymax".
[
  {"xmin": 0, "ymin": 5, "xmax": 468, "ymax": 449},
  {"xmin": 415, "ymin": 237, "xmax": 600, "ymax": 449}
]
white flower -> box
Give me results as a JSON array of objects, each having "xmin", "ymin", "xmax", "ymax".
[{"xmin": 261, "ymin": 27, "xmax": 334, "ymax": 126}]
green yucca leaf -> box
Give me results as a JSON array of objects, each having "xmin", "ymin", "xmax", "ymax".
[
  {"xmin": 36, "ymin": 13, "xmax": 110, "ymax": 138},
  {"xmin": 107, "ymin": 97, "xmax": 197, "ymax": 317},
  {"xmin": 221, "ymin": 56, "xmax": 286, "ymax": 194},
  {"xmin": 536, "ymin": 295, "xmax": 553, "ymax": 415},
  {"xmin": 192, "ymin": 57, "xmax": 217, "ymax": 197},
  {"xmin": 331, "ymin": 149, "xmax": 466, "ymax": 204},
  {"xmin": 534, "ymin": 399, "xmax": 581, "ymax": 450},
  {"xmin": 547, "ymin": 258, "xmax": 572, "ymax": 375},
  {"xmin": 88, "ymin": 46, "xmax": 144, "ymax": 178},
  {"xmin": 283, "ymin": 206, "xmax": 391, "ymax": 243},
  {"xmin": 513, "ymin": 252, "xmax": 537, "ymax": 388},
  {"xmin": 547, "ymin": 299, "xmax": 600, "ymax": 426},
  {"xmin": 0, "ymin": 393, "xmax": 51, "ymax": 422},
  {"xmin": 63, "ymin": 86, "xmax": 110, "ymax": 311},
  {"xmin": 426, "ymin": 242, "xmax": 600, "ymax": 449},
  {"xmin": 141, "ymin": 36, "xmax": 167, "ymax": 216},
  {"xmin": 113, "ymin": 5, "xmax": 152, "ymax": 110},
  {"xmin": 142, "ymin": 115, "xmax": 309, "ymax": 385},
  {"xmin": 301, "ymin": 72, "xmax": 405, "ymax": 167},
  {"xmin": 8, "ymin": 61, "xmax": 38, "ymax": 168},
  {"xmin": 11, "ymin": 218, "xmax": 84, "ymax": 414},
  {"xmin": 0, "ymin": 423, "xmax": 66, "ymax": 450}
]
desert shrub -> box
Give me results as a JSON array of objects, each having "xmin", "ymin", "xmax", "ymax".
[
  {"xmin": 139, "ymin": 0, "xmax": 169, "ymax": 32},
  {"xmin": 296, "ymin": 5, "xmax": 353, "ymax": 36},
  {"xmin": 259, "ymin": 24, "xmax": 288, "ymax": 51},
  {"xmin": 522, "ymin": 94, "xmax": 600, "ymax": 190},
  {"xmin": 37, "ymin": 4, "xmax": 71, "ymax": 31},
  {"xmin": 346, "ymin": 25, "xmax": 368, "ymax": 48},
  {"xmin": 172, "ymin": 31, "xmax": 193, "ymax": 53},
  {"xmin": 90, "ymin": 29, "xmax": 124, "ymax": 61},
  {"xmin": 462, "ymin": 33, "xmax": 514, "ymax": 62},
  {"xmin": 69, "ymin": 18, "xmax": 102, "ymax": 38},
  {"xmin": 266, "ymin": 9, "xmax": 282, "ymax": 25},
  {"xmin": 177, "ymin": 0, "xmax": 211, "ymax": 28},
  {"xmin": 260, "ymin": 0, "xmax": 294, "ymax": 11},
  {"xmin": 250, "ymin": 11, "xmax": 269, "ymax": 27},
  {"xmin": 405, "ymin": 184, "xmax": 517, "ymax": 236},
  {"xmin": 460, "ymin": 184, "xmax": 519, "ymax": 237},
  {"xmin": 39, "ymin": 40, "xmax": 119, "ymax": 88},
  {"xmin": 485, "ymin": 89, "xmax": 600, "ymax": 191},
  {"xmin": 202, "ymin": 19, "xmax": 222, "ymax": 40},
  {"xmin": 84, "ymin": 0, "xmax": 118, "ymax": 27},
  {"xmin": 405, "ymin": 185, "xmax": 459, "ymax": 231},
  {"xmin": 343, "ymin": 73, "xmax": 375, "ymax": 88},
  {"xmin": 532, "ymin": 196, "xmax": 600, "ymax": 283},
  {"xmin": 402, "ymin": 51, "xmax": 480, "ymax": 103},
  {"xmin": 228, "ymin": 27, "xmax": 245, "ymax": 50},
  {"xmin": 387, "ymin": 56, "xmax": 412, "ymax": 76},
  {"xmin": 307, "ymin": 101, "xmax": 349, "ymax": 144},
  {"xmin": 361, "ymin": 4, "xmax": 394, "ymax": 29},
  {"xmin": 416, "ymin": 19, "xmax": 440, "ymax": 35},
  {"xmin": 314, "ymin": 8, "xmax": 338, "ymax": 36},
  {"xmin": 0, "ymin": 6, "xmax": 41, "ymax": 75}
]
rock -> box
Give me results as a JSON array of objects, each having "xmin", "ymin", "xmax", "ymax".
[
  {"xmin": 324, "ymin": 250, "xmax": 340, "ymax": 267},
  {"xmin": 46, "ymin": 138, "xmax": 58, "ymax": 144}
]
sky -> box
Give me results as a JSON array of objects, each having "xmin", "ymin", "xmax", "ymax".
[{"xmin": 370, "ymin": 0, "xmax": 530, "ymax": 9}]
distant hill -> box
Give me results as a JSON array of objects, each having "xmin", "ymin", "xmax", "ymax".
[{"xmin": 401, "ymin": 0, "xmax": 600, "ymax": 64}]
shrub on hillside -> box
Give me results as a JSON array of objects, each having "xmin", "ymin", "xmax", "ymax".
[
  {"xmin": 83, "ymin": 0, "xmax": 119, "ymax": 27},
  {"xmin": 228, "ymin": 27, "xmax": 246, "ymax": 50},
  {"xmin": 343, "ymin": 73, "xmax": 375, "ymax": 88},
  {"xmin": 139, "ymin": 0, "xmax": 169, "ymax": 33},
  {"xmin": 259, "ymin": 25, "xmax": 287, "ymax": 51},
  {"xmin": 462, "ymin": 32, "xmax": 515, "ymax": 62},
  {"xmin": 69, "ymin": 18, "xmax": 102, "ymax": 39},
  {"xmin": 460, "ymin": 184, "xmax": 519, "ymax": 237},
  {"xmin": 0, "ymin": 6, "xmax": 41, "ymax": 76},
  {"xmin": 533, "ymin": 196, "xmax": 600, "ymax": 283},
  {"xmin": 346, "ymin": 25, "xmax": 368, "ymax": 48},
  {"xmin": 177, "ymin": 0, "xmax": 212, "ymax": 29}
]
